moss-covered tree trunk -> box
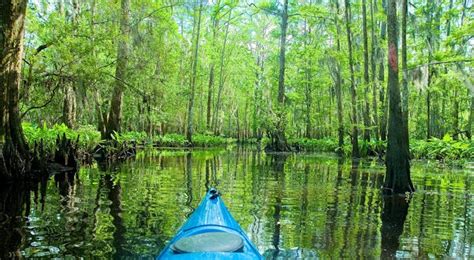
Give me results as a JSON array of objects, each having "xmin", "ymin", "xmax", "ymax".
[
  {"xmin": 266, "ymin": 0, "xmax": 290, "ymax": 152},
  {"xmin": 333, "ymin": 0, "xmax": 344, "ymax": 154},
  {"xmin": 344, "ymin": 0, "xmax": 360, "ymax": 158},
  {"xmin": 304, "ymin": 20, "xmax": 312, "ymax": 139},
  {"xmin": 186, "ymin": 0, "xmax": 203, "ymax": 143},
  {"xmin": 401, "ymin": 0, "xmax": 410, "ymax": 146},
  {"xmin": 370, "ymin": 0, "xmax": 379, "ymax": 141},
  {"xmin": 212, "ymin": 8, "xmax": 231, "ymax": 136},
  {"xmin": 379, "ymin": 0, "xmax": 388, "ymax": 141},
  {"xmin": 61, "ymin": 0, "xmax": 79, "ymax": 129},
  {"xmin": 206, "ymin": 2, "xmax": 220, "ymax": 131},
  {"xmin": 383, "ymin": 0, "xmax": 414, "ymax": 194},
  {"xmin": 468, "ymin": 95, "xmax": 474, "ymax": 139},
  {"xmin": 63, "ymin": 84, "xmax": 76, "ymax": 129},
  {"xmin": 0, "ymin": 0, "xmax": 30, "ymax": 179},
  {"xmin": 362, "ymin": 0, "xmax": 371, "ymax": 142},
  {"xmin": 105, "ymin": 0, "xmax": 130, "ymax": 139}
]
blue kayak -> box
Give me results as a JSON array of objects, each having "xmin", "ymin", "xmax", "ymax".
[{"xmin": 157, "ymin": 188, "xmax": 263, "ymax": 259}]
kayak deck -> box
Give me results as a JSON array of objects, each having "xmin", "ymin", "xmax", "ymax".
[{"xmin": 157, "ymin": 189, "xmax": 262, "ymax": 259}]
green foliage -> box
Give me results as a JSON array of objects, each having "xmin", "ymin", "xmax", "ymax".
[
  {"xmin": 288, "ymin": 136, "xmax": 473, "ymax": 163},
  {"xmin": 359, "ymin": 140, "xmax": 387, "ymax": 157},
  {"xmin": 288, "ymin": 138, "xmax": 339, "ymax": 153},
  {"xmin": 192, "ymin": 134, "xmax": 235, "ymax": 147},
  {"xmin": 411, "ymin": 137, "xmax": 474, "ymax": 161},
  {"xmin": 112, "ymin": 131, "xmax": 148, "ymax": 144},
  {"xmin": 154, "ymin": 134, "xmax": 235, "ymax": 147},
  {"xmin": 23, "ymin": 123, "xmax": 237, "ymax": 153},
  {"xmin": 20, "ymin": 0, "xmax": 474, "ymax": 163},
  {"xmin": 23, "ymin": 122, "xmax": 101, "ymax": 153},
  {"xmin": 155, "ymin": 134, "xmax": 189, "ymax": 147}
]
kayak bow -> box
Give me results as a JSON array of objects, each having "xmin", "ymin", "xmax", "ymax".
[{"xmin": 157, "ymin": 188, "xmax": 262, "ymax": 259}]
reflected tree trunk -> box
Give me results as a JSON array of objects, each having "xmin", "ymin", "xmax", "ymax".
[
  {"xmin": 104, "ymin": 174, "xmax": 128, "ymax": 258},
  {"xmin": 325, "ymin": 158, "xmax": 344, "ymax": 248},
  {"xmin": 0, "ymin": 183, "xmax": 30, "ymax": 258},
  {"xmin": 269, "ymin": 154, "xmax": 287, "ymax": 258},
  {"xmin": 381, "ymin": 195, "xmax": 410, "ymax": 258},
  {"xmin": 298, "ymin": 165, "xmax": 309, "ymax": 245},
  {"xmin": 341, "ymin": 161, "xmax": 359, "ymax": 257},
  {"xmin": 185, "ymin": 152, "xmax": 194, "ymax": 216}
]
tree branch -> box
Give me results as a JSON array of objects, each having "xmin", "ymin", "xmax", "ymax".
[
  {"xmin": 105, "ymin": 73, "xmax": 146, "ymax": 98},
  {"xmin": 408, "ymin": 58, "xmax": 474, "ymax": 70},
  {"xmin": 21, "ymin": 83, "xmax": 61, "ymax": 118}
]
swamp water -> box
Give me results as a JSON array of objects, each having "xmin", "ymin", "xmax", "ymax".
[{"xmin": 0, "ymin": 148, "xmax": 472, "ymax": 258}]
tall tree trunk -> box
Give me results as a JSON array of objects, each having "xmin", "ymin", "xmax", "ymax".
[
  {"xmin": 94, "ymin": 91, "xmax": 107, "ymax": 138},
  {"xmin": 426, "ymin": 76, "xmax": 432, "ymax": 139},
  {"xmin": 61, "ymin": 0, "xmax": 79, "ymax": 128},
  {"xmin": 425, "ymin": 1, "xmax": 441, "ymax": 139},
  {"xmin": 304, "ymin": 71, "xmax": 312, "ymax": 139},
  {"xmin": 304, "ymin": 20, "xmax": 312, "ymax": 139},
  {"xmin": 212, "ymin": 9, "xmax": 231, "ymax": 135},
  {"xmin": 206, "ymin": 3, "xmax": 220, "ymax": 130},
  {"xmin": 63, "ymin": 84, "xmax": 76, "ymax": 129},
  {"xmin": 362, "ymin": 0, "xmax": 371, "ymax": 141},
  {"xmin": 105, "ymin": 0, "xmax": 130, "ymax": 139},
  {"xmin": 452, "ymin": 87, "xmax": 459, "ymax": 139},
  {"xmin": 186, "ymin": 0, "xmax": 203, "ymax": 143},
  {"xmin": 207, "ymin": 64, "xmax": 214, "ymax": 130},
  {"xmin": 370, "ymin": 0, "xmax": 379, "ymax": 141},
  {"xmin": 253, "ymin": 52, "xmax": 264, "ymax": 140},
  {"xmin": 266, "ymin": 0, "xmax": 290, "ymax": 152},
  {"xmin": 383, "ymin": 0, "xmax": 414, "ymax": 194},
  {"xmin": 468, "ymin": 95, "xmax": 474, "ymax": 139},
  {"xmin": 334, "ymin": 0, "xmax": 344, "ymax": 154},
  {"xmin": 379, "ymin": 0, "xmax": 388, "ymax": 141},
  {"xmin": 0, "ymin": 0, "xmax": 30, "ymax": 179},
  {"xmin": 401, "ymin": 0, "xmax": 409, "ymax": 144},
  {"xmin": 344, "ymin": 0, "xmax": 360, "ymax": 158},
  {"xmin": 236, "ymin": 108, "xmax": 240, "ymax": 141},
  {"xmin": 446, "ymin": 0, "xmax": 459, "ymax": 139}
]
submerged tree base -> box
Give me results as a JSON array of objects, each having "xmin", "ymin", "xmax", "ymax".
[
  {"xmin": 0, "ymin": 141, "xmax": 30, "ymax": 180},
  {"xmin": 382, "ymin": 154, "xmax": 415, "ymax": 195},
  {"xmin": 93, "ymin": 140, "xmax": 137, "ymax": 162},
  {"xmin": 265, "ymin": 130, "xmax": 292, "ymax": 152},
  {"xmin": 0, "ymin": 134, "xmax": 80, "ymax": 181}
]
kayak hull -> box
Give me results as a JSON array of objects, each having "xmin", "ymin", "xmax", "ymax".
[{"xmin": 157, "ymin": 189, "xmax": 262, "ymax": 259}]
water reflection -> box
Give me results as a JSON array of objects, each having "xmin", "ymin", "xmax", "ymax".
[
  {"xmin": 381, "ymin": 195, "xmax": 410, "ymax": 259},
  {"xmin": 0, "ymin": 183, "xmax": 30, "ymax": 258},
  {"xmin": 104, "ymin": 174, "xmax": 127, "ymax": 258},
  {"xmin": 0, "ymin": 149, "xmax": 472, "ymax": 258}
]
